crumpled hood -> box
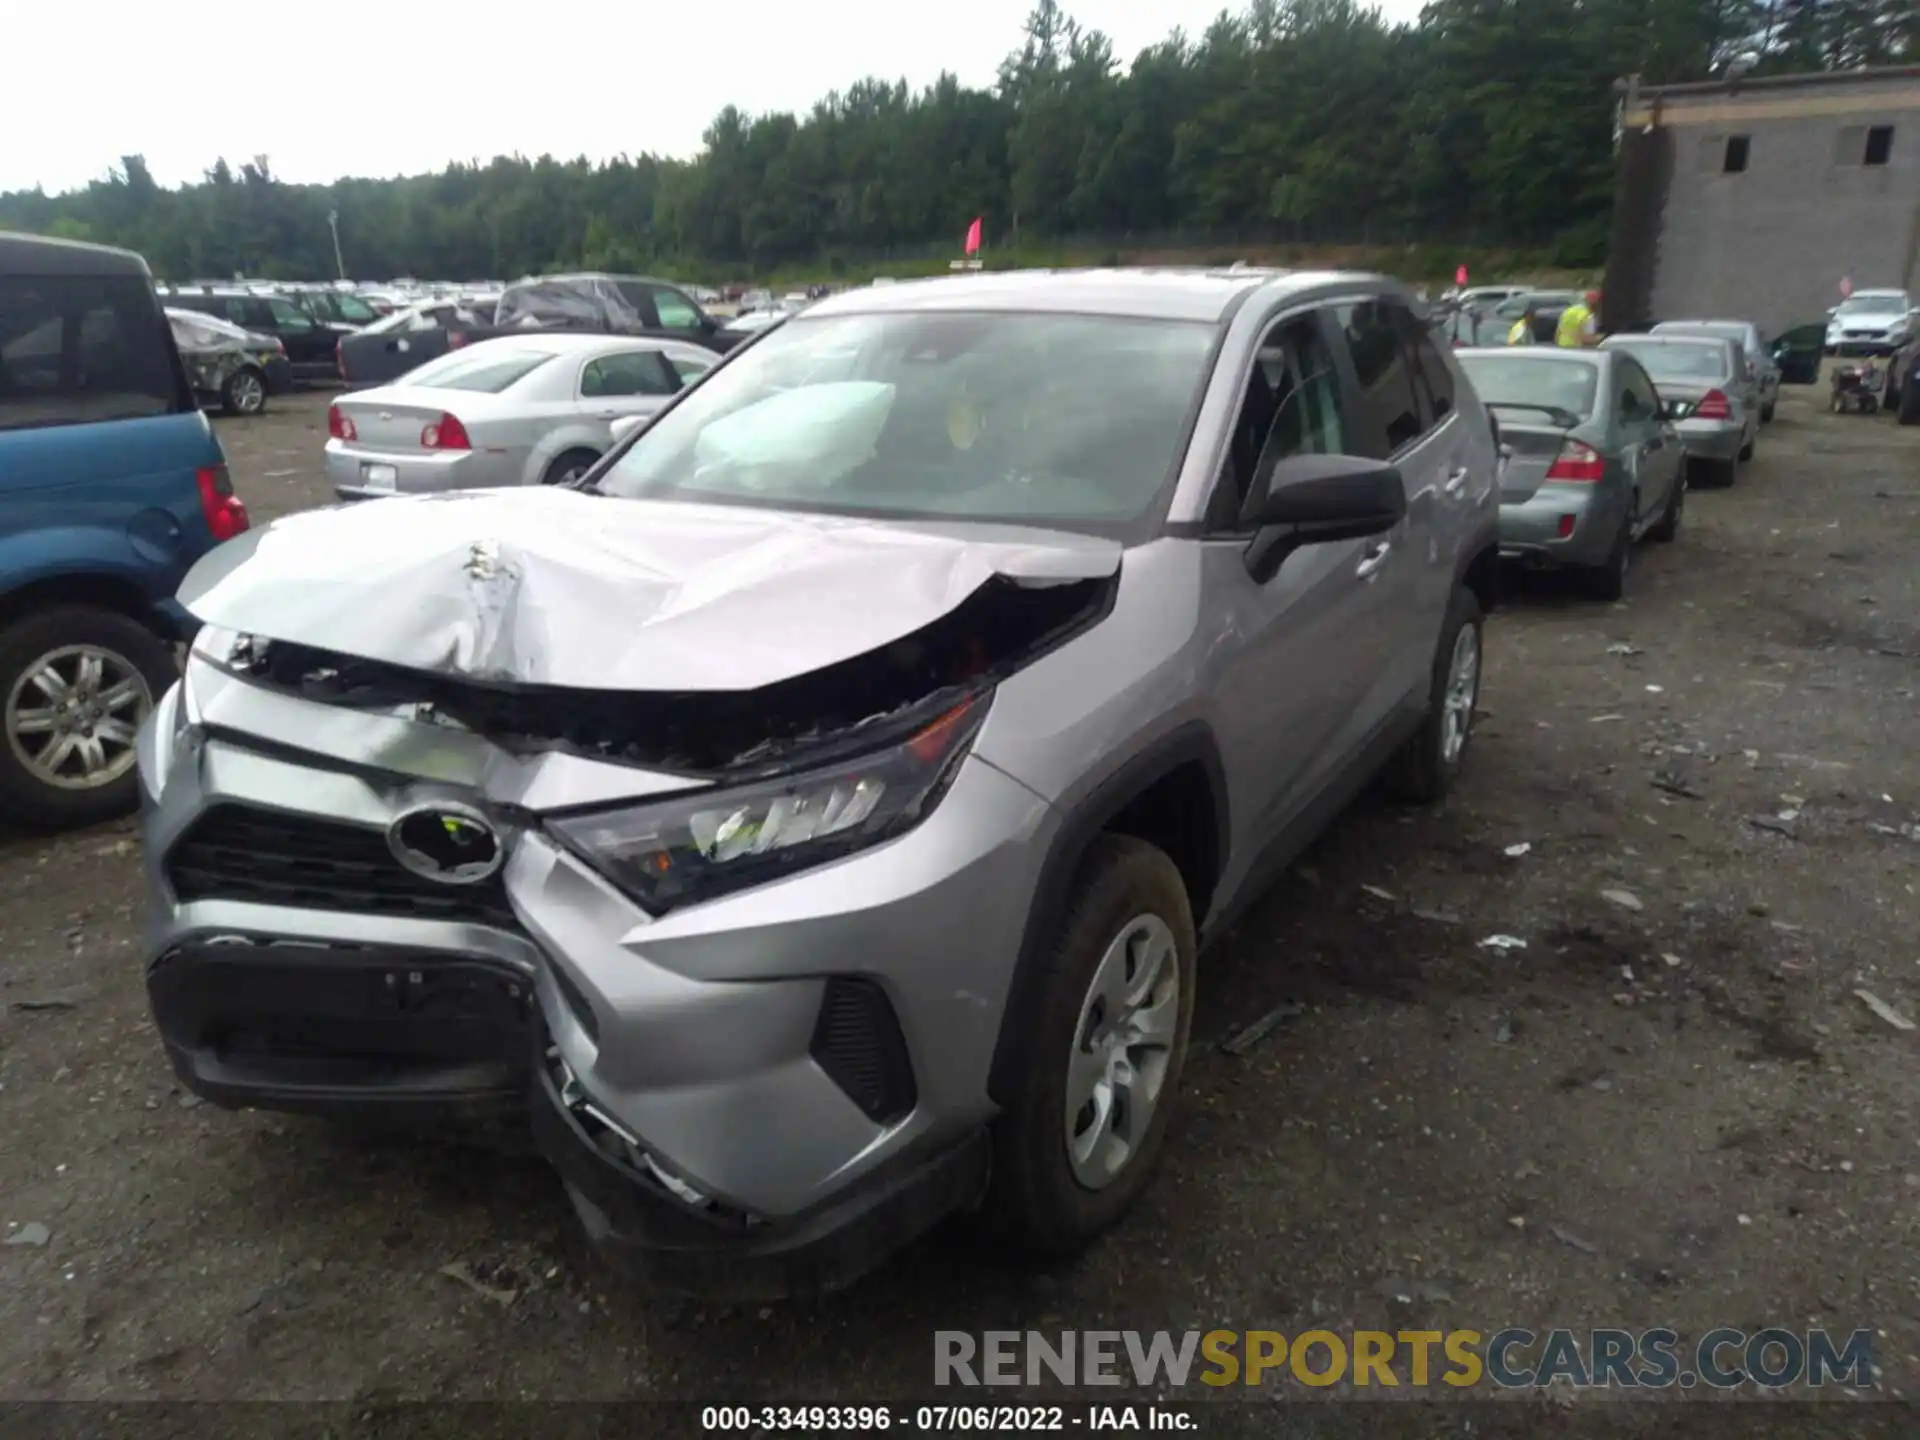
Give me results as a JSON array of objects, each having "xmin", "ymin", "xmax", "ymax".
[{"xmin": 178, "ymin": 488, "xmax": 1122, "ymax": 690}]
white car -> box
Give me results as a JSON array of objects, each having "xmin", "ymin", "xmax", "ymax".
[
  {"xmin": 1826, "ymin": 290, "xmax": 1917, "ymax": 356},
  {"xmin": 323, "ymin": 333, "xmax": 716, "ymax": 500}
]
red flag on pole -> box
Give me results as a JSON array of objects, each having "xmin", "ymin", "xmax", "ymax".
[
  {"xmin": 1455, "ymin": 264, "xmax": 1469, "ymax": 286},
  {"xmin": 964, "ymin": 217, "xmax": 983, "ymax": 255}
]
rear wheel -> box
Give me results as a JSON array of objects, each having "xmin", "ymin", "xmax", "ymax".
[
  {"xmin": 1761, "ymin": 400, "xmax": 1776, "ymax": 423},
  {"xmin": 541, "ymin": 448, "xmax": 600, "ymax": 486},
  {"xmin": 1738, "ymin": 427, "xmax": 1756, "ymax": 461},
  {"xmin": 1383, "ymin": 584, "xmax": 1483, "ymax": 804},
  {"xmin": 0, "ymin": 606, "xmax": 177, "ymax": 831},
  {"xmin": 221, "ymin": 366, "xmax": 268, "ymax": 416},
  {"xmin": 1648, "ymin": 472, "xmax": 1685, "ymax": 542},
  {"xmin": 979, "ymin": 835, "xmax": 1196, "ymax": 1256}
]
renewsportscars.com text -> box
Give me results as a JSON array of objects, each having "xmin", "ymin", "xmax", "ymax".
[{"xmin": 934, "ymin": 1328, "xmax": 1875, "ymax": 1391}]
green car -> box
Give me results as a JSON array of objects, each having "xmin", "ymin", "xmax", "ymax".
[{"xmin": 1457, "ymin": 346, "xmax": 1687, "ymax": 601}]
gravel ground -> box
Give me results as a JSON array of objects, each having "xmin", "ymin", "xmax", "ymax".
[{"xmin": 0, "ymin": 379, "xmax": 1916, "ymax": 1425}]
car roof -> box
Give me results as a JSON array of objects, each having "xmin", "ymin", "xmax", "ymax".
[
  {"xmin": 0, "ymin": 230, "xmax": 151, "ymax": 277},
  {"xmin": 1655, "ymin": 320, "xmax": 1752, "ymax": 333},
  {"xmin": 1456, "ymin": 345, "xmax": 1604, "ymax": 362},
  {"xmin": 800, "ymin": 266, "xmax": 1399, "ymax": 324}
]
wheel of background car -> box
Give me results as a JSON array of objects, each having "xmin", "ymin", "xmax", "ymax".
[
  {"xmin": 1383, "ymin": 585, "xmax": 1483, "ymax": 805},
  {"xmin": 540, "ymin": 448, "xmax": 601, "ymax": 486},
  {"xmin": 1648, "ymin": 473, "xmax": 1684, "ymax": 543},
  {"xmin": 974, "ymin": 834, "xmax": 1196, "ymax": 1256},
  {"xmin": 221, "ymin": 366, "xmax": 267, "ymax": 416},
  {"xmin": 1761, "ymin": 401, "xmax": 1776, "ymax": 423},
  {"xmin": 0, "ymin": 606, "xmax": 177, "ymax": 831}
]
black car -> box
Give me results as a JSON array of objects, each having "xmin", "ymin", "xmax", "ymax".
[
  {"xmin": 333, "ymin": 273, "xmax": 742, "ymax": 385},
  {"xmin": 285, "ymin": 287, "xmax": 382, "ymax": 329},
  {"xmin": 160, "ymin": 287, "xmax": 351, "ymax": 379},
  {"xmin": 164, "ymin": 308, "xmax": 290, "ymax": 412}
]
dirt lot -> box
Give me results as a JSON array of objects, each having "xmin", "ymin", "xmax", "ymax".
[{"xmin": 0, "ymin": 379, "xmax": 1917, "ymax": 1423}]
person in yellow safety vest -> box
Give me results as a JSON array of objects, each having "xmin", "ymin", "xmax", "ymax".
[
  {"xmin": 1506, "ymin": 301, "xmax": 1540, "ymax": 345},
  {"xmin": 1556, "ymin": 289, "xmax": 1602, "ymax": 348}
]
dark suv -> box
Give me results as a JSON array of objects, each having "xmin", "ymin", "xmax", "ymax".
[{"xmin": 161, "ymin": 287, "xmax": 350, "ymax": 378}]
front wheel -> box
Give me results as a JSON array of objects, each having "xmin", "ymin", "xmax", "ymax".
[
  {"xmin": 1383, "ymin": 584, "xmax": 1483, "ymax": 804},
  {"xmin": 0, "ymin": 606, "xmax": 177, "ymax": 831},
  {"xmin": 979, "ymin": 835, "xmax": 1196, "ymax": 1257},
  {"xmin": 221, "ymin": 365, "xmax": 268, "ymax": 416},
  {"xmin": 1647, "ymin": 473, "xmax": 1685, "ymax": 542},
  {"xmin": 541, "ymin": 448, "xmax": 601, "ymax": 486}
]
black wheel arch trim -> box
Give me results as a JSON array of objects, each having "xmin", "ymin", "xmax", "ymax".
[
  {"xmin": 984, "ymin": 720, "xmax": 1229, "ymax": 1109},
  {"xmin": 1454, "ymin": 528, "xmax": 1502, "ymax": 614}
]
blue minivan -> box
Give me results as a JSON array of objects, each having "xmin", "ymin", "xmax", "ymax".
[{"xmin": 1, "ymin": 232, "xmax": 249, "ymax": 831}]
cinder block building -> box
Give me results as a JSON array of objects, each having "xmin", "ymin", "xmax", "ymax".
[{"xmin": 1604, "ymin": 66, "xmax": 1920, "ymax": 337}]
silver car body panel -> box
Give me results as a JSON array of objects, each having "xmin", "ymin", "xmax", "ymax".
[
  {"xmin": 177, "ymin": 488, "xmax": 1122, "ymax": 689},
  {"xmin": 138, "ymin": 266, "xmax": 1502, "ymax": 1262}
]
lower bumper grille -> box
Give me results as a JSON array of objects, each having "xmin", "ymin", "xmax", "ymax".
[{"xmin": 165, "ymin": 803, "xmax": 517, "ymax": 928}]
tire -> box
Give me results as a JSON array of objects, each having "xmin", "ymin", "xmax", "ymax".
[
  {"xmin": 1582, "ymin": 513, "xmax": 1632, "ymax": 602},
  {"xmin": 1383, "ymin": 584, "xmax": 1483, "ymax": 804},
  {"xmin": 1647, "ymin": 472, "xmax": 1685, "ymax": 542},
  {"xmin": 0, "ymin": 606, "xmax": 177, "ymax": 832},
  {"xmin": 1900, "ymin": 378, "xmax": 1920, "ymax": 427},
  {"xmin": 1738, "ymin": 429, "xmax": 1755, "ymax": 462},
  {"xmin": 1693, "ymin": 454, "xmax": 1737, "ymax": 489},
  {"xmin": 221, "ymin": 365, "xmax": 268, "ymax": 416},
  {"xmin": 978, "ymin": 835, "xmax": 1197, "ymax": 1257},
  {"xmin": 540, "ymin": 448, "xmax": 601, "ymax": 486},
  {"xmin": 1761, "ymin": 401, "xmax": 1776, "ymax": 423}
]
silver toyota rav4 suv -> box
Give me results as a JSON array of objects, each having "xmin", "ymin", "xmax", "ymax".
[{"xmin": 137, "ymin": 268, "xmax": 1499, "ymax": 1297}]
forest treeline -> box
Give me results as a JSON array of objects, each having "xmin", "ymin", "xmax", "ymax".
[{"xmin": 0, "ymin": 0, "xmax": 1906, "ymax": 280}]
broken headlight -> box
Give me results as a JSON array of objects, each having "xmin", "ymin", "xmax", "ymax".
[{"xmin": 546, "ymin": 693, "xmax": 989, "ymax": 914}]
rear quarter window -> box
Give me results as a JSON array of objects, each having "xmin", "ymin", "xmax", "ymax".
[{"xmin": 0, "ymin": 275, "xmax": 187, "ymax": 431}]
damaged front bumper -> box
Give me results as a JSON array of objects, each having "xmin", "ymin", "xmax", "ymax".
[
  {"xmin": 136, "ymin": 643, "xmax": 1058, "ymax": 1288},
  {"xmin": 533, "ymin": 1038, "xmax": 992, "ymax": 1299}
]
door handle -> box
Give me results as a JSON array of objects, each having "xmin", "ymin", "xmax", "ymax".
[
  {"xmin": 1443, "ymin": 465, "xmax": 1469, "ymax": 496},
  {"xmin": 1356, "ymin": 541, "xmax": 1392, "ymax": 580}
]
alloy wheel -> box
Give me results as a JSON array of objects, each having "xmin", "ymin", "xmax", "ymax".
[
  {"xmin": 4, "ymin": 645, "xmax": 153, "ymax": 791},
  {"xmin": 1441, "ymin": 622, "xmax": 1480, "ymax": 765}
]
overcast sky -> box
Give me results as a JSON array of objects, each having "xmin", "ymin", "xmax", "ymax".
[{"xmin": 8, "ymin": 0, "xmax": 1427, "ymax": 194}]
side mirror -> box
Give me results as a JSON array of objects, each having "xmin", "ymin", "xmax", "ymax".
[
  {"xmin": 608, "ymin": 414, "xmax": 649, "ymax": 444},
  {"xmin": 1242, "ymin": 454, "xmax": 1406, "ymax": 583}
]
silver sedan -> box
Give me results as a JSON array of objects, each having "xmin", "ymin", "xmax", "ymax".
[{"xmin": 324, "ymin": 333, "xmax": 718, "ymax": 500}]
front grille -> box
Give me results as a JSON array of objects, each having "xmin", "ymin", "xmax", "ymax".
[
  {"xmin": 166, "ymin": 804, "xmax": 517, "ymax": 928},
  {"xmin": 809, "ymin": 977, "xmax": 916, "ymax": 1124}
]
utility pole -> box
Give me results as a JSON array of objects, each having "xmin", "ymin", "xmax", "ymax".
[{"xmin": 327, "ymin": 210, "xmax": 346, "ymax": 280}]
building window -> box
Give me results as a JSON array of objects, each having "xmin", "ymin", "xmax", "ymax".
[
  {"xmin": 1864, "ymin": 126, "xmax": 1894, "ymax": 166},
  {"xmin": 1723, "ymin": 135, "xmax": 1750, "ymax": 173}
]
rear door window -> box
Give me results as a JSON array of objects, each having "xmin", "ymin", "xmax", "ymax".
[
  {"xmin": 1332, "ymin": 299, "xmax": 1424, "ymax": 458},
  {"xmin": 1393, "ymin": 304, "xmax": 1455, "ymax": 429},
  {"xmin": 580, "ymin": 350, "xmax": 678, "ymax": 398},
  {"xmin": 267, "ymin": 297, "xmax": 316, "ymax": 332},
  {"xmin": 0, "ymin": 275, "xmax": 186, "ymax": 431},
  {"xmin": 649, "ymin": 286, "xmax": 704, "ymax": 331}
]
